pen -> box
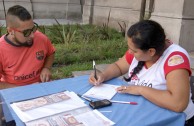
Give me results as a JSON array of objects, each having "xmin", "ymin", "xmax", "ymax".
[
  {"xmin": 77, "ymin": 94, "xmax": 93, "ymax": 102},
  {"xmin": 99, "ymin": 111, "xmax": 112, "ymax": 113},
  {"xmin": 110, "ymin": 100, "xmax": 138, "ymax": 105},
  {"xmin": 93, "ymin": 60, "xmax": 98, "ymax": 80}
]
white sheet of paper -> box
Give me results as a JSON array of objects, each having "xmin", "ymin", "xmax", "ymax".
[
  {"xmin": 83, "ymin": 84, "xmax": 119, "ymax": 100},
  {"xmin": 25, "ymin": 109, "xmax": 115, "ymax": 126},
  {"xmin": 75, "ymin": 110, "xmax": 115, "ymax": 126},
  {"xmin": 10, "ymin": 91, "xmax": 86, "ymax": 122}
]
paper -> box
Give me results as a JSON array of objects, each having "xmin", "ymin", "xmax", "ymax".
[
  {"xmin": 25, "ymin": 108, "xmax": 115, "ymax": 126},
  {"xmin": 10, "ymin": 91, "xmax": 115, "ymax": 126},
  {"xmin": 10, "ymin": 91, "xmax": 86, "ymax": 122},
  {"xmin": 83, "ymin": 84, "xmax": 119, "ymax": 100},
  {"xmin": 13, "ymin": 92, "xmax": 71, "ymax": 111}
]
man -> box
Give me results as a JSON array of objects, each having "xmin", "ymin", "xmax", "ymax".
[{"xmin": 0, "ymin": 5, "xmax": 55, "ymax": 89}]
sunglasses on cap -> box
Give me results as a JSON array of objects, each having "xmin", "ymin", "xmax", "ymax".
[{"xmin": 11, "ymin": 22, "xmax": 38, "ymax": 37}]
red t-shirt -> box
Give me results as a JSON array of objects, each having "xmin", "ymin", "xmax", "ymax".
[{"xmin": 0, "ymin": 31, "xmax": 55, "ymax": 85}]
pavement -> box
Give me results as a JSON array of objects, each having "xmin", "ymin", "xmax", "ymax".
[
  {"xmin": 72, "ymin": 64, "xmax": 109, "ymax": 77},
  {"xmin": 0, "ymin": 18, "xmax": 83, "ymax": 26},
  {"xmin": 72, "ymin": 63, "xmax": 128, "ymax": 80}
]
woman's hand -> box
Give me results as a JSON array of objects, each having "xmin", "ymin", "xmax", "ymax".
[
  {"xmin": 89, "ymin": 70, "xmax": 105, "ymax": 86},
  {"xmin": 116, "ymin": 85, "xmax": 142, "ymax": 95}
]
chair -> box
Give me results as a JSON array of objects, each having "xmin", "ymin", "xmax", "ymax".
[{"xmin": 190, "ymin": 76, "xmax": 194, "ymax": 102}]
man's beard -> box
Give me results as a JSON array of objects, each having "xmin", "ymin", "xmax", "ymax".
[{"xmin": 14, "ymin": 36, "xmax": 33, "ymax": 47}]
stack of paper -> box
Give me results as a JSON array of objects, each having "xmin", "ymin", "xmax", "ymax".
[
  {"xmin": 10, "ymin": 91, "xmax": 115, "ymax": 126},
  {"xmin": 25, "ymin": 109, "xmax": 114, "ymax": 126},
  {"xmin": 83, "ymin": 84, "xmax": 119, "ymax": 100}
]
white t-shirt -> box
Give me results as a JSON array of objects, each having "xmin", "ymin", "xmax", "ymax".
[{"xmin": 125, "ymin": 44, "xmax": 194, "ymax": 120}]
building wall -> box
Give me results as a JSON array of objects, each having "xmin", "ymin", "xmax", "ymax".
[
  {"xmin": 150, "ymin": 0, "xmax": 194, "ymax": 52},
  {"xmin": 0, "ymin": 0, "xmax": 82, "ymax": 20},
  {"xmin": 31, "ymin": 0, "xmax": 82, "ymax": 19},
  {"xmin": 0, "ymin": 0, "xmax": 194, "ymax": 52},
  {"xmin": 0, "ymin": 0, "xmax": 33, "ymax": 20},
  {"xmin": 83, "ymin": 0, "xmax": 194, "ymax": 52},
  {"xmin": 82, "ymin": 0, "xmax": 142, "ymax": 31}
]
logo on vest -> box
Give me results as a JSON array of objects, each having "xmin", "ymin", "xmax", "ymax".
[
  {"xmin": 168, "ymin": 55, "xmax": 184, "ymax": 66},
  {"xmin": 14, "ymin": 71, "xmax": 36, "ymax": 80},
  {"xmin": 36, "ymin": 50, "xmax": 44, "ymax": 60},
  {"xmin": 131, "ymin": 79, "xmax": 153, "ymax": 88}
]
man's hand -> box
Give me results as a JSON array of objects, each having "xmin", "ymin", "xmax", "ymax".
[{"xmin": 40, "ymin": 68, "xmax": 52, "ymax": 82}]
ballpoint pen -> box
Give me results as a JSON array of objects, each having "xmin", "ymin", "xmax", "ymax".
[
  {"xmin": 93, "ymin": 60, "xmax": 98, "ymax": 80},
  {"xmin": 110, "ymin": 100, "xmax": 138, "ymax": 105},
  {"xmin": 77, "ymin": 94, "xmax": 93, "ymax": 102}
]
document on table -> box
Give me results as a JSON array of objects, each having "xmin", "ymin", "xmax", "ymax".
[
  {"xmin": 83, "ymin": 84, "xmax": 119, "ymax": 100},
  {"xmin": 10, "ymin": 91, "xmax": 115, "ymax": 126},
  {"xmin": 25, "ymin": 109, "xmax": 115, "ymax": 126},
  {"xmin": 12, "ymin": 91, "xmax": 71, "ymax": 111},
  {"xmin": 10, "ymin": 91, "xmax": 86, "ymax": 122}
]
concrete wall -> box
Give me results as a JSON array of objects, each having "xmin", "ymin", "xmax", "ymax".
[
  {"xmin": 82, "ymin": 0, "xmax": 142, "ymax": 31},
  {"xmin": 31, "ymin": 0, "xmax": 82, "ymax": 19},
  {"xmin": 0, "ymin": 0, "xmax": 194, "ymax": 52},
  {"xmin": 150, "ymin": 0, "xmax": 194, "ymax": 52},
  {"xmin": 0, "ymin": 0, "xmax": 82, "ymax": 20},
  {"xmin": 0, "ymin": 0, "xmax": 33, "ymax": 20},
  {"xmin": 82, "ymin": 0, "xmax": 194, "ymax": 52},
  {"xmin": 180, "ymin": 0, "xmax": 194, "ymax": 52}
]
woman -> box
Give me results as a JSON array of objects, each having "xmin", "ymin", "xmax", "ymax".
[{"xmin": 89, "ymin": 20, "xmax": 194, "ymax": 125}]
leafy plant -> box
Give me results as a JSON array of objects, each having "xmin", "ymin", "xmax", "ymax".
[
  {"xmin": 118, "ymin": 21, "xmax": 126, "ymax": 37},
  {"xmin": 0, "ymin": 25, "xmax": 7, "ymax": 37},
  {"xmin": 48, "ymin": 19, "xmax": 77, "ymax": 45},
  {"xmin": 43, "ymin": 24, "xmax": 127, "ymax": 79},
  {"xmin": 62, "ymin": 24, "xmax": 77, "ymax": 45},
  {"xmin": 98, "ymin": 8, "xmax": 111, "ymax": 40},
  {"xmin": 76, "ymin": 24, "xmax": 100, "ymax": 43},
  {"xmin": 0, "ymin": 24, "xmax": 4, "ymax": 37},
  {"xmin": 38, "ymin": 25, "xmax": 46, "ymax": 34}
]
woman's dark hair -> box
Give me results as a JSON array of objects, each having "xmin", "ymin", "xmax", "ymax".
[{"xmin": 124, "ymin": 20, "xmax": 166, "ymax": 82}]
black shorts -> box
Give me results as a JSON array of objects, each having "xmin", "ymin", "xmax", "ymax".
[{"xmin": 185, "ymin": 115, "xmax": 194, "ymax": 126}]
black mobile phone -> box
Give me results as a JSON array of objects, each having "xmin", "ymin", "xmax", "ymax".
[{"xmin": 89, "ymin": 99, "xmax": 112, "ymax": 109}]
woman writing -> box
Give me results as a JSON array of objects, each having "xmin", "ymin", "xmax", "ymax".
[{"xmin": 89, "ymin": 20, "xmax": 194, "ymax": 125}]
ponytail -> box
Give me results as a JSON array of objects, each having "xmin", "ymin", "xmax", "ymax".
[{"xmin": 124, "ymin": 61, "xmax": 145, "ymax": 82}]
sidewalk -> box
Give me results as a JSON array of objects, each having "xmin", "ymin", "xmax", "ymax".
[
  {"xmin": 0, "ymin": 18, "xmax": 83, "ymax": 26},
  {"xmin": 72, "ymin": 64, "xmax": 109, "ymax": 77},
  {"xmin": 72, "ymin": 64, "xmax": 127, "ymax": 80}
]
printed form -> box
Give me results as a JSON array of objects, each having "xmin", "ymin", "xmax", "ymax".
[{"xmin": 83, "ymin": 84, "xmax": 119, "ymax": 100}]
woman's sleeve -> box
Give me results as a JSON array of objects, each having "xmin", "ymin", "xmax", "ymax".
[
  {"xmin": 164, "ymin": 51, "xmax": 191, "ymax": 76},
  {"xmin": 125, "ymin": 51, "xmax": 134, "ymax": 64}
]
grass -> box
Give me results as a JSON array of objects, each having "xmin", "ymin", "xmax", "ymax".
[
  {"xmin": 52, "ymin": 59, "xmax": 117, "ymax": 79},
  {"xmin": 0, "ymin": 24, "xmax": 127, "ymax": 80}
]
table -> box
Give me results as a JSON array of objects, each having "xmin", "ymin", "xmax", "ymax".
[{"xmin": 0, "ymin": 75, "xmax": 186, "ymax": 126}]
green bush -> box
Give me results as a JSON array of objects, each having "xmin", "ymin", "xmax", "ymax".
[{"xmin": 0, "ymin": 24, "xmax": 127, "ymax": 79}]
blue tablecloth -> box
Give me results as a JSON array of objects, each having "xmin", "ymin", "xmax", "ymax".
[{"xmin": 0, "ymin": 75, "xmax": 186, "ymax": 126}]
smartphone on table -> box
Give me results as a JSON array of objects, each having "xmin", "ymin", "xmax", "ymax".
[{"xmin": 89, "ymin": 99, "xmax": 112, "ymax": 109}]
